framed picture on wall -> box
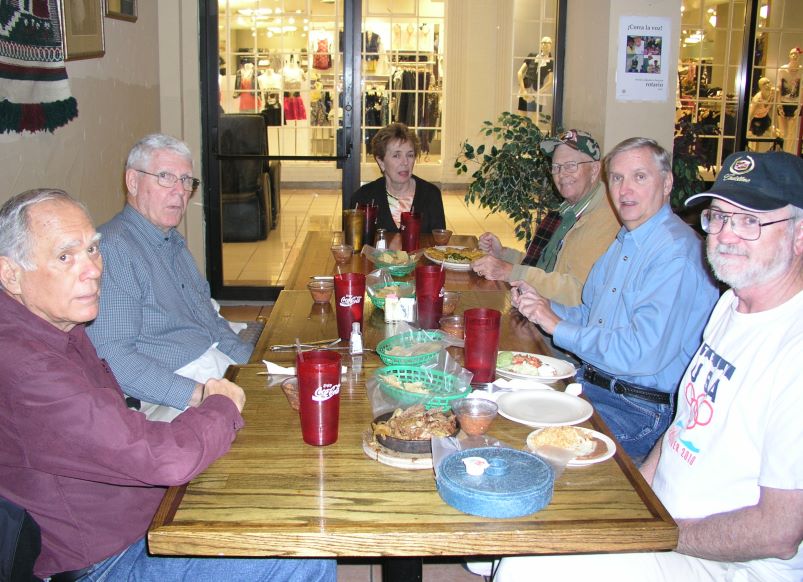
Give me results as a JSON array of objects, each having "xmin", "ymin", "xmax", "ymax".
[
  {"xmin": 105, "ymin": 0, "xmax": 137, "ymax": 22},
  {"xmin": 59, "ymin": 0, "xmax": 105, "ymax": 60}
]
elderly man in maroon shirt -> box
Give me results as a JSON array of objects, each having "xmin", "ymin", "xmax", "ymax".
[{"xmin": 0, "ymin": 190, "xmax": 334, "ymax": 581}]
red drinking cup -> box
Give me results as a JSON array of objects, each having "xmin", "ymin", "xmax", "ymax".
[
  {"xmin": 356, "ymin": 202, "xmax": 378, "ymax": 249},
  {"xmin": 463, "ymin": 308, "xmax": 501, "ymax": 383},
  {"xmin": 333, "ymin": 272, "xmax": 366, "ymax": 341},
  {"xmin": 400, "ymin": 211, "xmax": 422, "ymax": 252},
  {"xmin": 296, "ymin": 350, "xmax": 342, "ymax": 446},
  {"xmin": 415, "ymin": 264, "xmax": 445, "ymax": 329}
]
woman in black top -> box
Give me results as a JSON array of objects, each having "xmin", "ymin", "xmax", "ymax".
[{"xmin": 350, "ymin": 122, "xmax": 446, "ymax": 233}]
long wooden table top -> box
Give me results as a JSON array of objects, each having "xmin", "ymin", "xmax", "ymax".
[
  {"xmin": 148, "ymin": 363, "xmax": 677, "ymax": 558},
  {"xmin": 283, "ymin": 231, "xmax": 507, "ymax": 292},
  {"xmin": 251, "ymin": 289, "xmax": 548, "ymax": 366}
]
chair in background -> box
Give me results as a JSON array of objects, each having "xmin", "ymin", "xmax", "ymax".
[{"xmin": 219, "ymin": 114, "xmax": 272, "ymax": 242}]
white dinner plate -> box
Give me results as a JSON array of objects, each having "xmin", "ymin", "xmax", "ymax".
[
  {"xmin": 526, "ymin": 427, "xmax": 616, "ymax": 466},
  {"xmin": 496, "ymin": 390, "xmax": 593, "ymax": 428},
  {"xmin": 423, "ymin": 246, "xmax": 481, "ymax": 272},
  {"xmin": 495, "ymin": 352, "xmax": 577, "ymax": 384}
]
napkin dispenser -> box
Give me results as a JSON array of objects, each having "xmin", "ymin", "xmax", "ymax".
[{"xmin": 436, "ymin": 447, "xmax": 554, "ymax": 518}]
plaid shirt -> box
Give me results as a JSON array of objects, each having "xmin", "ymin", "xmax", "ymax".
[
  {"xmin": 86, "ymin": 205, "xmax": 251, "ymax": 409},
  {"xmin": 521, "ymin": 210, "xmax": 563, "ymax": 266}
]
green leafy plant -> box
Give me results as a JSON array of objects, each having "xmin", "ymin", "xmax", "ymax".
[
  {"xmin": 671, "ymin": 114, "xmax": 719, "ymax": 210},
  {"xmin": 455, "ymin": 112, "xmax": 560, "ymax": 243}
]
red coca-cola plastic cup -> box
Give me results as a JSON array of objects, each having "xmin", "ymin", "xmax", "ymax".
[
  {"xmin": 415, "ymin": 264, "xmax": 445, "ymax": 329},
  {"xmin": 463, "ymin": 308, "xmax": 501, "ymax": 383},
  {"xmin": 296, "ymin": 350, "xmax": 342, "ymax": 446},
  {"xmin": 333, "ymin": 271, "xmax": 366, "ymax": 341},
  {"xmin": 400, "ymin": 211, "xmax": 422, "ymax": 252},
  {"xmin": 356, "ymin": 202, "xmax": 378, "ymax": 249}
]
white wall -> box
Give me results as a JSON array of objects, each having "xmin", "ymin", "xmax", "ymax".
[
  {"xmin": 0, "ymin": 4, "xmax": 161, "ymax": 226},
  {"xmin": 564, "ymin": 0, "xmax": 681, "ymax": 154}
]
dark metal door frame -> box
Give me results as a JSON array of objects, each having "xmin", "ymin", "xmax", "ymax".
[{"xmin": 201, "ymin": 0, "xmax": 362, "ymax": 301}]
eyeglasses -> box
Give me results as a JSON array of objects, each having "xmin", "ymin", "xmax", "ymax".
[
  {"xmin": 135, "ymin": 169, "xmax": 200, "ymax": 192},
  {"xmin": 549, "ymin": 160, "xmax": 594, "ymax": 175},
  {"xmin": 700, "ymin": 208, "xmax": 793, "ymax": 241}
]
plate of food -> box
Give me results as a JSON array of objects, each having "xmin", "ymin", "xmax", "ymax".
[
  {"xmin": 495, "ymin": 351, "xmax": 577, "ymax": 383},
  {"xmin": 424, "ymin": 246, "xmax": 485, "ymax": 271},
  {"xmin": 496, "ymin": 390, "xmax": 593, "ymax": 428},
  {"xmin": 526, "ymin": 426, "xmax": 616, "ymax": 466},
  {"xmin": 371, "ymin": 405, "xmax": 459, "ymax": 454}
]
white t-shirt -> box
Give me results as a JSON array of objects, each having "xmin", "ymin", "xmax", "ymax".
[{"xmin": 653, "ymin": 289, "xmax": 803, "ymax": 581}]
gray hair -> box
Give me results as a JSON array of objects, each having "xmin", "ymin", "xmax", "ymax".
[
  {"xmin": 0, "ymin": 189, "xmax": 89, "ymax": 271},
  {"xmin": 125, "ymin": 133, "xmax": 193, "ymax": 171},
  {"xmin": 604, "ymin": 137, "xmax": 672, "ymax": 176}
]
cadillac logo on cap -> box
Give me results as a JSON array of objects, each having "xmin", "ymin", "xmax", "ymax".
[{"xmin": 729, "ymin": 155, "xmax": 755, "ymax": 175}]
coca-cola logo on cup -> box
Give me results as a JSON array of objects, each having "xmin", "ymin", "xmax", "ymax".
[
  {"xmin": 312, "ymin": 383, "xmax": 341, "ymax": 402},
  {"xmin": 339, "ymin": 295, "xmax": 362, "ymax": 307}
]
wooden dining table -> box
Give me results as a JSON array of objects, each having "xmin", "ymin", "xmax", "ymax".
[
  {"xmin": 149, "ymin": 276, "xmax": 678, "ymax": 579},
  {"xmin": 283, "ymin": 231, "xmax": 507, "ymax": 292},
  {"xmin": 250, "ymin": 289, "xmax": 545, "ymax": 366}
]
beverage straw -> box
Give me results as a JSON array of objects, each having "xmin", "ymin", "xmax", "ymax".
[{"xmin": 295, "ymin": 337, "xmax": 304, "ymax": 362}]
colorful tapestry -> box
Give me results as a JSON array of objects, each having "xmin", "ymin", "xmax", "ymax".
[{"xmin": 0, "ymin": 0, "xmax": 78, "ymax": 133}]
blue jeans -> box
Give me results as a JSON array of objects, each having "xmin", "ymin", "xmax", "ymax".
[
  {"xmin": 69, "ymin": 538, "xmax": 336, "ymax": 582},
  {"xmin": 580, "ymin": 382, "xmax": 673, "ymax": 465}
]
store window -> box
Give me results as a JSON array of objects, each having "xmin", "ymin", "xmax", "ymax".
[
  {"xmin": 363, "ymin": 2, "xmax": 445, "ymax": 164},
  {"xmin": 218, "ymin": 0, "xmax": 342, "ymax": 157},
  {"xmin": 512, "ymin": 0, "xmax": 558, "ymax": 132},
  {"xmin": 748, "ymin": 0, "xmax": 803, "ymax": 155},
  {"xmin": 678, "ymin": 0, "xmax": 803, "ymax": 173}
]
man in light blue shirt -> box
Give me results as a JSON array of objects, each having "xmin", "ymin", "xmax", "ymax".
[
  {"xmin": 87, "ymin": 134, "xmax": 252, "ymax": 421},
  {"xmin": 513, "ymin": 137, "xmax": 719, "ymax": 462}
]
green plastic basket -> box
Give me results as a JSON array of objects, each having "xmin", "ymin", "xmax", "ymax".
[
  {"xmin": 367, "ymin": 281, "xmax": 415, "ymax": 310},
  {"xmin": 375, "ymin": 365, "xmax": 470, "ymax": 409},
  {"xmin": 376, "ymin": 330, "xmax": 447, "ymax": 366},
  {"xmin": 375, "ymin": 261, "xmax": 416, "ymax": 277},
  {"xmin": 373, "ymin": 250, "xmax": 417, "ymax": 277}
]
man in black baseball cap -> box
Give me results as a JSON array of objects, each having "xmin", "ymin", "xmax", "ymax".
[{"xmin": 686, "ymin": 150, "xmax": 803, "ymax": 211}]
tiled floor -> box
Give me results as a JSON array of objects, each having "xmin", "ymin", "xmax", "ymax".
[{"xmin": 221, "ymin": 188, "xmax": 526, "ymax": 288}]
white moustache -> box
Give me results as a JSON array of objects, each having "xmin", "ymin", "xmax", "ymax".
[{"xmin": 711, "ymin": 244, "xmax": 748, "ymax": 257}]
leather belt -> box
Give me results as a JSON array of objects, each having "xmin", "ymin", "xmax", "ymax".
[
  {"xmin": 50, "ymin": 567, "xmax": 90, "ymax": 582},
  {"xmin": 582, "ymin": 365, "xmax": 671, "ymax": 405}
]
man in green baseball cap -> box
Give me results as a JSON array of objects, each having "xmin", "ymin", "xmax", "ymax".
[{"xmin": 471, "ymin": 128, "xmax": 619, "ymax": 306}]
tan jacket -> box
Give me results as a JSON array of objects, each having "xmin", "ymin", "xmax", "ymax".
[{"xmin": 502, "ymin": 180, "xmax": 620, "ymax": 305}]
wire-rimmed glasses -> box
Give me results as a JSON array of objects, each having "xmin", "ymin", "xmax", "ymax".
[
  {"xmin": 700, "ymin": 208, "xmax": 792, "ymax": 241},
  {"xmin": 135, "ymin": 169, "xmax": 200, "ymax": 192},
  {"xmin": 549, "ymin": 160, "xmax": 595, "ymax": 175}
]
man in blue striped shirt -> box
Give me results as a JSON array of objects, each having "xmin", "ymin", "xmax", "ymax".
[
  {"xmin": 87, "ymin": 134, "xmax": 252, "ymax": 421},
  {"xmin": 513, "ymin": 137, "xmax": 719, "ymax": 463}
]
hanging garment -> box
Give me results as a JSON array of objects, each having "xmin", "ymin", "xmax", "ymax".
[{"xmin": 313, "ymin": 38, "xmax": 331, "ymax": 70}]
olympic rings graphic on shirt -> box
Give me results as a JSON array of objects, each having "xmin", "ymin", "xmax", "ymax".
[{"xmin": 684, "ymin": 381, "xmax": 714, "ymax": 430}]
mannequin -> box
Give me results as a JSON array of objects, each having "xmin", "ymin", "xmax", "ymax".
[
  {"xmin": 282, "ymin": 57, "xmax": 306, "ymax": 123},
  {"xmin": 777, "ymin": 47, "xmax": 802, "ymax": 154},
  {"xmin": 747, "ymin": 77, "xmax": 775, "ymax": 149},
  {"xmin": 257, "ymin": 63, "xmax": 283, "ymax": 127},
  {"xmin": 234, "ymin": 61, "xmax": 260, "ymax": 112},
  {"xmin": 517, "ymin": 36, "xmax": 553, "ymax": 126}
]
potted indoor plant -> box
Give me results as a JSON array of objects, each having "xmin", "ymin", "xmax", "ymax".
[{"xmin": 455, "ymin": 112, "xmax": 559, "ymax": 243}]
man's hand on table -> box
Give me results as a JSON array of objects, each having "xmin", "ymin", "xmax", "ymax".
[
  {"xmin": 202, "ymin": 378, "xmax": 246, "ymax": 413},
  {"xmin": 511, "ymin": 280, "xmax": 561, "ymax": 335},
  {"xmin": 478, "ymin": 232, "xmax": 503, "ymax": 258},
  {"xmin": 472, "ymin": 255, "xmax": 513, "ymax": 281}
]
